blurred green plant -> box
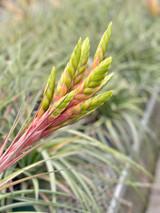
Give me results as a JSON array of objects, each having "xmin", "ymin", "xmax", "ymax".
[{"xmin": 0, "ymin": 0, "xmax": 159, "ymax": 212}]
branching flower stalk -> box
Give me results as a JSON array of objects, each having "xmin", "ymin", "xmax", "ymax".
[{"xmin": 0, "ymin": 22, "xmax": 113, "ymax": 174}]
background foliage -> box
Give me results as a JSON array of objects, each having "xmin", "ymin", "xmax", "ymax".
[{"xmin": 0, "ymin": 0, "xmax": 160, "ymax": 212}]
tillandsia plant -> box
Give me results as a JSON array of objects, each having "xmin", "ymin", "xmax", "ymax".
[{"xmin": 0, "ymin": 22, "xmax": 113, "ymax": 175}]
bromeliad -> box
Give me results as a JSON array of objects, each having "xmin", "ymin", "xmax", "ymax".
[{"xmin": 0, "ymin": 22, "xmax": 113, "ymax": 174}]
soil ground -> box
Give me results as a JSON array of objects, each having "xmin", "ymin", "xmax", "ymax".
[{"xmin": 146, "ymin": 156, "xmax": 160, "ymax": 213}]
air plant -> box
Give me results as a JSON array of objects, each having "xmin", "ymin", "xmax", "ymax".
[{"xmin": 0, "ymin": 22, "xmax": 113, "ymax": 175}]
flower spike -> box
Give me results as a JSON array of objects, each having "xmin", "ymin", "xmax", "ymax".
[
  {"xmin": 72, "ymin": 37, "xmax": 90, "ymax": 87},
  {"xmin": 94, "ymin": 22, "xmax": 112, "ymax": 62},
  {"xmin": 48, "ymin": 90, "xmax": 113, "ymax": 128},
  {"xmin": 54, "ymin": 38, "xmax": 82, "ymax": 100},
  {"xmin": 37, "ymin": 67, "xmax": 55, "ymax": 119}
]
